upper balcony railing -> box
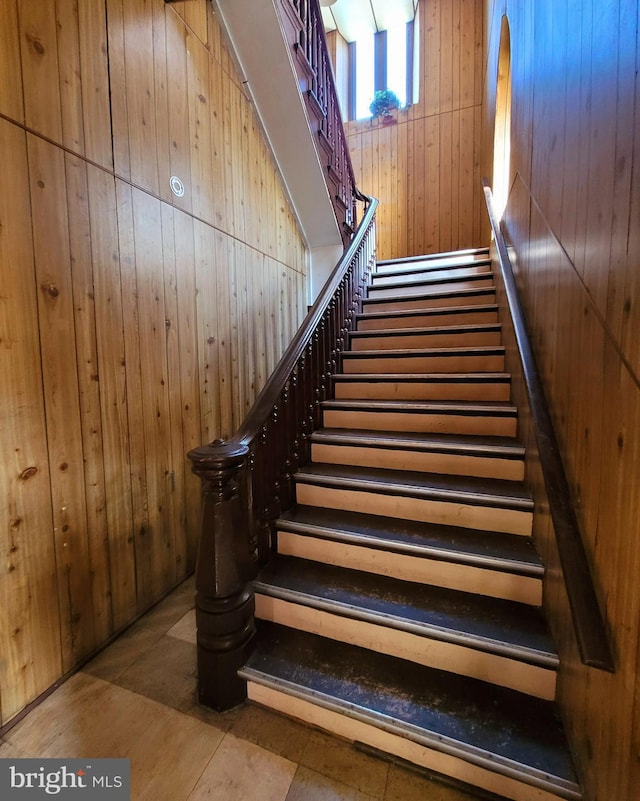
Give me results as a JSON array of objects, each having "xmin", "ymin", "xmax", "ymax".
[{"xmin": 279, "ymin": 0, "xmax": 361, "ymax": 241}]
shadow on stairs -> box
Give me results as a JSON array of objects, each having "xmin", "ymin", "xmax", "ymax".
[{"xmin": 239, "ymin": 247, "xmax": 582, "ymax": 801}]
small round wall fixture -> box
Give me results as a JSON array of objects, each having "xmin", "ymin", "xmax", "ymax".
[
  {"xmin": 170, "ymin": 175, "xmax": 185, "ymax": 197},
  {"xmin": 320, "ymin": 0, "xmax": 338, "ymax": 6}
]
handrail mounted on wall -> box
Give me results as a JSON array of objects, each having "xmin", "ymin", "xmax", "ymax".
[{"xmin": 483, "ymin": 179, "xmax": 614, "ymax": 673}]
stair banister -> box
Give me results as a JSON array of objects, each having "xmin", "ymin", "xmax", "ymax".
[
  {"xmin": 188, "ymin": 196, "xmax": 377, "ymax": 711},
  {"xmin": 482, "ymin": 179, "xmax": 614, "ymax": 672},
  {"xmin": 280, "ymin": 0, "xmax": 359, "ymax": 240}
]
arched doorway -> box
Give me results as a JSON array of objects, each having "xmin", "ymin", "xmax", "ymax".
[{"xmin": 493, "ymin": 15, "xmax": 512, "ymax": 219}]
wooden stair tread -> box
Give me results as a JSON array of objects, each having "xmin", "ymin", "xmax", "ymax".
[
  {"xmin": 361, "ymin": 286, "xmax": 497, "ymax": 308},
  {"xmin": 294, "ymin": 463, "xmax": 533, "ymax": 511},
  {"xmin": 311, "ymin": 428, "xmax": 525, "ymax": 458},
  {"xmin": 331, "ymin": 372, "xmax": 511, "ymax": 382},
  {"xmin": 277, "ymin": 505, "xmax": 543, "ymax": 575},
  {"xmin": 241, "ymin": 624, "xmax": 581, "ymax": 799},
  {"xmin": 255, "ymin": 556, "xmax": 557, "ymax": 665},
  {"xmin": 356, "ymin": 304, "xmax": 499, "ymax": 324},
  {"xmin": 376, "ymin": 247, "xmax": 490, "ymax": 270},
  {"xmin": 371, "ymin": 258, "xmax": 491, "ymax": 281},
  {"xmin": 322, "ymin": 398, "xmax": 517, "ymax": 415},
  {"xmin": 341, "ymin": 345, "xmax": 506, "ymax": 357},
  {"xmin": 369, "ymin": 271, "xmax": 492, "ymax": 289},
  {"xmin": 350, "ymin": 323, "xmax": 502, "ymax": 339}
]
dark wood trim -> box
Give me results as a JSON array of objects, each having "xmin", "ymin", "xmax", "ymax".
[{"xmin": 482, "ymin": 180, "xmax": 614, "ymax": 672}]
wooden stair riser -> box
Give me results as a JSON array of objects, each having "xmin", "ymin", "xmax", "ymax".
[
  {"xmin": 294, "ymin": 482, "xmax": 533, "ymax": 536},
  {"xmin": 245, "ymin": 684, "xmax": 571, "ymax": 801},
  {"xmin": 332, "ymin": 377, "xmax": 512, "ymax": 402},
  {"xmin": 276, "ymin": 530, "xmax": 543, "ymax": 605},
  {"xmin": 356, "ymin": 306, "xmax": 499, "ymax": 330},
  {"xmin": 362, "ymin": 290, "xmax": 496, "ymax": 315},
  {"xmin": 370, "ymin": 264, "xmax": 491, "ymax": 286},
  {"xmin": 254, "ymin": 595, "xmax": 556, "ymax": 699},
  {"xmin": 322, "ymin": 408, "xmax": 518, "ymax": 438},
  {"xmin": 310, "ymin": 442, "xmax": 525, "ymax": 481},
  {"xmin": 349, "ymin": 328, "xmax": 502, "ymax": 351},
  {"xmin": 367, "ymin": 275, "xmax": 494, "ymax": 299},
  {"xmin": 341, "ymin": 352, "xmax": 505, "ymax": 374}
]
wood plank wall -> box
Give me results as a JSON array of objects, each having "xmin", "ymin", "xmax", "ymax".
[
  {"xmin": 0, "ymin": 0, "xmax": 308, "ymax": 727},
  {"xmin": 341, "ymin": 0, "xmax": 487, "ymax": 261},
  {"xmin": 483, "ymin": 2, "xmax": 640, "ymax": 800}
]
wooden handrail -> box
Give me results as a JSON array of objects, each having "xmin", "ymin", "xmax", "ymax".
[
  {"xmin": 188, "ymin": 196, "xmax": 377, "ymax": 710},
  {"xmin": 482, "ymin": 180, "xmax": 614, "ymax": 672},
  {"xmin": 237, "ymin": 198, "xmax": 377, "ymax": 449},
  {"xmin": 185, "ymin": 0, "xmax": 375, "ymax": 711}
]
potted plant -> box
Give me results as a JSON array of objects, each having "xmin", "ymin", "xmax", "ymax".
[{"xmin": 369, "ymin": 89, "xmax": 401, "ymax": 125}]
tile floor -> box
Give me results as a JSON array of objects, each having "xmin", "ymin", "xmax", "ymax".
[{"xmin": 0, "ymin": 576, "xmax": 484, "ymax": 801}]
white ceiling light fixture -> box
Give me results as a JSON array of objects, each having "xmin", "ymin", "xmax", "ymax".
[{"xmin": 319, "ymin": 0, "xmax": 338, "ymax": 7}]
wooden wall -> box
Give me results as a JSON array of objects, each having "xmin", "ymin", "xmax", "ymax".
[
  {"xmin": 0, "ymin": 0, "xmax": 307, "ymax": 727},
  {"xmin": 483, "ymin": 2, "xmax": 640, "ymax": 800},
  {"xmin": 343, "ymin": 0, "xmax": 488, "ymax": 261}
]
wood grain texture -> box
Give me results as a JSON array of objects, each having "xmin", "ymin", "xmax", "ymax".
[
  {"xmin": 344, "ymin": 0, "xmax": 487, "ymax": 261},
  {"xmin": 0, "ymin": 120, "xmax": 61, "ymax": 724},
  {"xmin": 0, "ymin": 0, "xmax": 307, "ymax": 727},
  {"xmin": 483, "ymin": 3, "xmax": 640, "ymax": 800}
]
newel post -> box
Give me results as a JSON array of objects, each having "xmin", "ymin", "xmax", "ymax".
[{"xmin": 187, "ymin": 439, "xmax": 257, "ymax": 711}]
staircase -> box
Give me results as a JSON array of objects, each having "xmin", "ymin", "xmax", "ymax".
[{"xmin": 239, "ymin": 247, "xmax": 581, "ymax": 801}]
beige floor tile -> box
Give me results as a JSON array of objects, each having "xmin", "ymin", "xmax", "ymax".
[
  {"xmin": 0, "ymin": 739, "xmax": 28, "ymax": 758},
  {"xmin": 286, "ymin": 765, "xmax": 377, "ymax": 801},
  {"xmin": 84, "ymin": 578, "xmax": 196, "ymax": 683},
  {"xmin": 186, "ymin": 733, "xmax": 296, "ymax": 801},
  {"xmin": 3, "ymin": 672, "xmax": 224, "ymax": 801},
  {"xmin": 229, "ymin": 703, "xmax": 312, "ymax": 762},
  {"xmin": 384, "ymin": 764, "xmax": 481, "ymax": 801},
  {"xmin": 83, "ymin": 622, "xmax": 172, "ymax": 683},
  {"xmin": 115, "ymin": 635, "xmax": 199, "ymax": 714},
  {"xmin": 167, "ymin": 609, "xmax": 196, "ymax": 644},
  {"xmin": 3, "ymin": 673, "xmax": 114, "ymax": 755},
  {"xmin": 300, "ymin": 731, "xmax": 389, "ymax": 800},
  {"xmin": 127, "ymin": 707, "xmax": 223, "ymax": 801},
  {"xmin": 113, "ymin": 633, "xmax": 240, "ymax": 732}
]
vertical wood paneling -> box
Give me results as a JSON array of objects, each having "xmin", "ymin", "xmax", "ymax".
[
  {"xmin": 1, "ymin": 0, "xmax": 308, "ymax": 729},
  {"xmin": 485, "ymin": 1, "xmax": 640, "ymax": 798},
  {"xmin": 131, "ymin": 188, "xmax": 176, "ymax": 599},
  {"xmin": 194, "ymin": 218, "xmax": 221, "ymax": 444},
  {"xmin": 18, "ymin": 0, "xmax": 63, "ymax": 142},
  {"xmin": 64, "ymin": 154, "xmax": 112, "ymax": 646},
  {"xmin": 86, "ymin": 166, "xmax": 137, "ymax": 631},
  {"xmin": 27, "ymin": 134, "xmax": 95, "ymax": 669},
  {"xmin": 165, "ymin": 13, "xmax": 193, "ymax": 214},
  {"xmin": 188, "ymin": 35, "xmax": 214, "ymax": 222},
  {"xmin": 0, "ymin": 0, "xmax": 24, "ymax": 121},
  {"xmin": 105, "ymin": 0, "xmax": 131, "ymax": 179},
  {"xmin": 55, "ymin": 0, "xmax": 85, "ymax": 154},
  {"xmin": 345, "ymin": 0, "xmax": 486, "ymax": 260},
  {"xmin": 170, "ymin": 208, "xmax": 201, "ymax": 570},
  {"xmin": 78, "ymin": 0, "xmax": 113, "ymax": 169},
  {"xmin": 121, "ymin": 0, "xmax": 160, "ymax": 195},
  {"xmin": 0, "ymin": 121, "xmax": 61, "ymax": 723}
]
